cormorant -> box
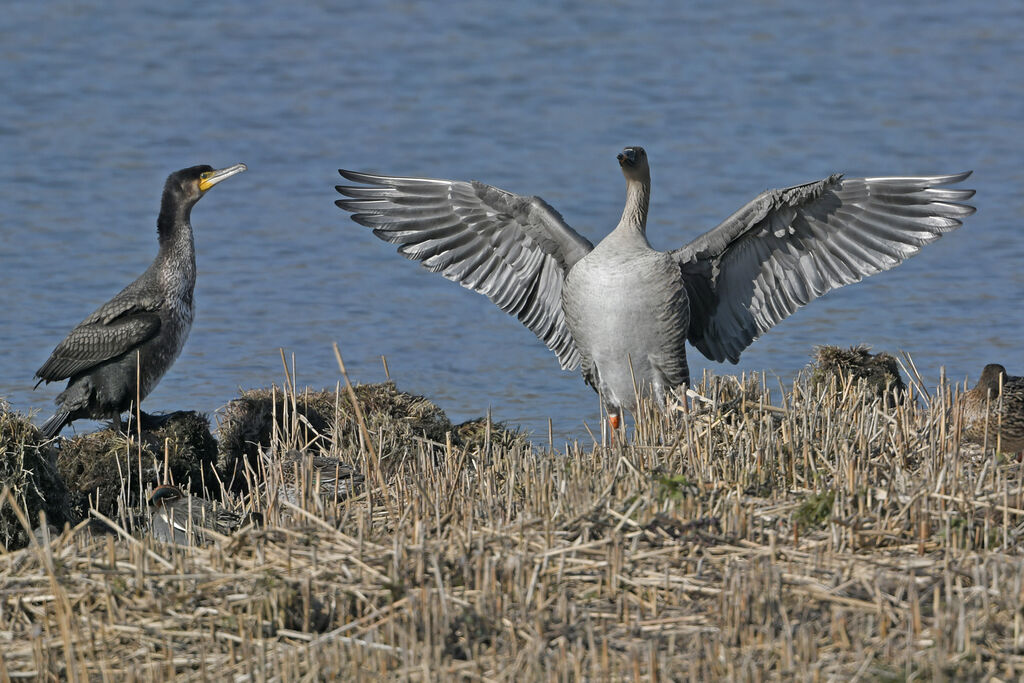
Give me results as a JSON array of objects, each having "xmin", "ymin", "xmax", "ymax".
[
  {"xmin": 336, "ymin": 147, "xmax": 975, "ymax": 430},
  {"xmin": 34, "ymin": 163, "xmax": 247, "ymax": 437}
]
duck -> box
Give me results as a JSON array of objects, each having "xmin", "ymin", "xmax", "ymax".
[
  {"xmin": 147, "ymin": 484, "xmax": 244, "ymax": 545},
  {"xmin": 336, "ymin": 147, "xmax": 974, "ymax": 430},
  {"xmin": 962, "ymin": 364, "xmax": 1024, "ymax": 453},
  {"xmin": 265, "ymin": 449, "xmax": 364, "ymax": 506}
]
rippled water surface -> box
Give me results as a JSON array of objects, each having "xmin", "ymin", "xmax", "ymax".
[{"xmin": 1, "ymin": 1, "xmax": 1022, "ymax": 440}]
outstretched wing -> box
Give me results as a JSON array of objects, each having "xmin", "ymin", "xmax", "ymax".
[
  {"xmin": 35, "ymin": 294, "xmax": 162, "ymax": 383},
  {"xmin": 336, "ymin": 170, "xmax": 594, "ymax": 370},
  {"xmin": 672, "ymin": 172, "xmax": 975, "ymax": 363}
]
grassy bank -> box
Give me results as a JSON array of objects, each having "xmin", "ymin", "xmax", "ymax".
[{"xmin": 1, "ymin": 358, "xmax": 1022, "ymax": 680}]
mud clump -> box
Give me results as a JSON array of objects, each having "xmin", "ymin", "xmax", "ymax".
[
  {"xmin": 217, "ymin": 382, "xmax": 455, "ymax": 490},
  {"xmin": 0, "ymin": 400, "xmax": 73, "ymax": 550},
  {"xmin": 809, "ymin": 345, "xmax": 906, "ymax": 402},
  {"xmin": 56, "ymin": 411, "xmax": 218, "ymax": 518}
]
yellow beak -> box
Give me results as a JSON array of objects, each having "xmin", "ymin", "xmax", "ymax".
[{"xmin": 199, "ymin": 163, "xmax": 247, "ymax": 192}]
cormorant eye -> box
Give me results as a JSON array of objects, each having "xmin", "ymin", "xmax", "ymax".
[{"xmin": 200, "ymin": 172, "xmax": 212, "ymax": 181}]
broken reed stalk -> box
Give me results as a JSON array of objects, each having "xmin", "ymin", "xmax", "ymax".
[{"xmin": 332, "ymin": 342, "xmax": 391, "ymax": 520}]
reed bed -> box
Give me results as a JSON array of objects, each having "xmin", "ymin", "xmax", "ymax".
[{"xmin": 2, "ymin": 361, "xmax": 1023, "ymax": 680}]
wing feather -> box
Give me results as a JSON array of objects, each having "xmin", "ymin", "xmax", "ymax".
[
  {"xmin": 35, "ymin": 313, "xmax": 161, "ymax": 382},
  {"xmin": 336, "ymin": 170, "xmax": 594, "ymax": 370},
  {"xmin": 674, "ymin": 172, "xmax": 975, "ymax": 363},
  {"xmin": 35, "ymin": 290, "xmax": 164, "ymax": 383}
]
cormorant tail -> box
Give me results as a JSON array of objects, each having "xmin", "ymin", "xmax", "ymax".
[{"xmin": 40, "ymin": 409, "xmax": 71, "ymax": 438}]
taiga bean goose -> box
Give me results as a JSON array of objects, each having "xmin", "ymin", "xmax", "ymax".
[
  {"xmin": 336, "ymin": 147, "xmax": 974, "ymax": 429},
  {"xmin": 962, "ymin": 364, "xmax": 1024, "ymax": 454},
  {"xmin": 34, "ymin": 164, "xmax": 247, "ymax": 437}
]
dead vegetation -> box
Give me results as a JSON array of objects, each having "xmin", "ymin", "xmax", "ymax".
[
  {"xmin": 3, "ymin": 354, "xmax": 1024, "ymax": 679},
  {"xmin": 217, "ymin": 382, "xmax": 526, "ymax": 492},
  {"xmin": 810, "ymin": 343, "xmax": 907, "ymax": 402},
  {"xmin": 0, "ymin": 401, "xmax": 72, "ymax": 549},
  {"xmin": 217, "ymin": 382, "xmax": 452, "ymax": 490},
  {"xmin": 56, "ymin": 411, "xmax": 220, "ymax": 518}
]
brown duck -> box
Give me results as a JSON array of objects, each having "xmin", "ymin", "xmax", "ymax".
[{"xmin": 962, "ymin": 364, "xmax": 1024, "ymax": 453}]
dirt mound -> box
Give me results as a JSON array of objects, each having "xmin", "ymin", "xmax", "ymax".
[
  {"xmin": 216, "ymin": 382, "xmax": 455, "ymax": 490},
  {"xmin": 56, "ymin": 411, "xmax": 218, "ymax": 518},
  {"xmin": 0, "ymin": 400, "xmax": 73, "ymax": 549},
  {"xmin": 808, "ymin": 344, "xmax": 906, "ymax": 401}
]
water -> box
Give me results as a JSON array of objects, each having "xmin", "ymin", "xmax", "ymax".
[{"xmin": 1, "ymin": 0, "xmax": 1021, "ymax": 442}]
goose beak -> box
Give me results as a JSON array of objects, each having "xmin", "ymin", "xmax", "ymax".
[
  {"xmin": 617, "ymin": 149, "xmax": 636, "ymax": 167},
  {"xmin": 199, "ymin": 163, "xmax": 247, "ymax": 192}
]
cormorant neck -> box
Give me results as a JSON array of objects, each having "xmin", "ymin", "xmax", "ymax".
[
  {"xmin": 157, "ymin": 193, "xmax": 196, "ymax": 250},
  {"xmin": 617, "ymin": 176, "xmax": 650, "ymax": 236}
]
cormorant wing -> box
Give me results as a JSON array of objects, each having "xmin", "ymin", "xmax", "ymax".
[
  {"xmin": 671, "ymin": 172, "xmax": 975, "ymax": 364},
  {"xmin": 336, "ymin": 170, "xmax": 594, "ymax": 370},
  {"xmin": 35, "ymin": 296, "xmax": 163, "ymax": 382}
]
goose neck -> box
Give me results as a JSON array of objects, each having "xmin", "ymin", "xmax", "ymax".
[{"xmin": 617, "ymin": 177, "xmax": 650, "ymax": 236}]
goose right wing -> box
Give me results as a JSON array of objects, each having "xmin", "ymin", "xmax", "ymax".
[{"xmin": 336, "ymin": 170, "xmax": 594, "ymax": 370}]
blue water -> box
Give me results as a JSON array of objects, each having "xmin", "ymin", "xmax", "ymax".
[{"xmin": 1, "ymin": 1, "xmax": 1021, "ymax": 441}]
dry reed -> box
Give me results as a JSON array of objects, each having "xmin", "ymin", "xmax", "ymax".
[{"xmin": 2, "ymin": 363, "xmax": 1023, "ymax": 680}]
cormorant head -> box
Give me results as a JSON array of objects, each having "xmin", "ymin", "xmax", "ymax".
[
  {"xmin": 164, "ymin": 163, "xmax": 247, "ymax": 206},
  {"xmin": 617, "ymin": 146, "xmax": 650, "ymax": 183},
  {"xmin": 149, "ymin": 484, "xmax": 184, "ymax": 507}
]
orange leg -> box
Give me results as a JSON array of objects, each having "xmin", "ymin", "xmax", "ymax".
[{"xmin": 608, "ymin": 414, "xmax": 620, "ymax": 444}]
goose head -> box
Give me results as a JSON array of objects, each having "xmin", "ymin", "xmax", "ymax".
[{"xmin": 617, "ymin": 146, "xmax": 650, "ymax": 183}]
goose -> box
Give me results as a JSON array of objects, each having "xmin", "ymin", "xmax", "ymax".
[
  {"xmin": 34, "ymin": 163, "xmax": 247, "ymax": 437},
  {"xmin": 336, "ymin": 147, "xmax": 974, "ymax": 429}
]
